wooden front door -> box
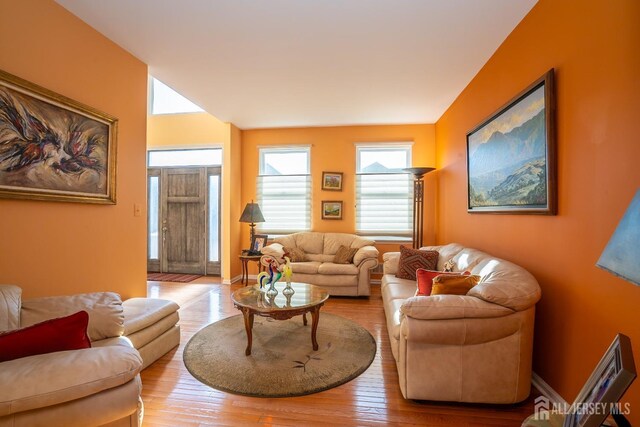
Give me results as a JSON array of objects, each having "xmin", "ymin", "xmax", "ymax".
[{"xmin": 161, "ymin": 167, "xmax": 206, "ymax": 274}]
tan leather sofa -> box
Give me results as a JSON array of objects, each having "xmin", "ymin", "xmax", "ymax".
[
  {"xmin": 261, "ymin": 232, "xmax": 379, "ymax": 296},
  {"xmin": 382, "ymin": 243, "xmax": 541, "ymax": 403},
  {"xmin": 0, "ymin": 285, "xmax": 144, "ymax": 427}
]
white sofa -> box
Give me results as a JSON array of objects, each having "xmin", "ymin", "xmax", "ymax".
[
  {"xmin": 0, "ymin": 285, "xmax": 180, "ymax": 426},
  {"xmin": 261, "ymin": 232, "xmax": 379, "ymax": 296},
  {"xmin": 382, "ymin": 243, "xmax": 541, "ymax": 404}
]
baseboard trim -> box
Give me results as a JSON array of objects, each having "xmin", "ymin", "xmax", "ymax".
[
  {"xmin": 532, "ymin": 372, "xmax": 567, "ymax": 404},
  {"xmin": 222, "ymin": 275, "xmax": 243, "ymax": 285}
]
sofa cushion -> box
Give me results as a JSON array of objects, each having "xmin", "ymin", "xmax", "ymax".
[
  {"xmin": 283, "ymin": 246, "xmax": 306, "ymax": 262},
  {"xmin": 396, "ymin": 246, "xmax": 439, "ymax": 280},
  {"xmin": 323, "ymin": 233, "xmax": 356, "ymax": 255},
  {"xmin": 334, "ymin": 245, "xmax": 358, "ymax": 264},
  {"xmin": 0, "ymin": 285, "xmax": 21, "ymax": 332},
  {"xmin": 400, "ymin": 295, "xmax": 514, "ymax": 321},
  {"xmin": 294, "ymin": 232, "xmax": 324, "ymax": 254},
  {"xmin": 0, "ymin": 311, "xmax": 91, "ymax": 362},
  {"xmin": 291, "ymin": 261, "xmax": 321, "ymax": 274},
  {"xmin": 317, "ymin": 262, "xmax": 358, "ymax": 275},
  {"xmin": 21, "ymin": 292, "xmax": 124, "ymax": 342},
  {"xmin": 422, "ymin": 243, "xmax": 465, "ymax": 271},
  {"xmin": 306, "ymin": 253, "xmax": 335, "ymax": 263},
  {"xmin": 431, "ymin": 274, "xmax": 480, "ymax": 296},
  {"xmin": 0, "ymin": 345, "xmax": 141, "ymax": 416}
]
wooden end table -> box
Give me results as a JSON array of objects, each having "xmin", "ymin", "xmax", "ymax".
[
  {"xmin": 238, "ymin": 254, "xmax": 263, "ymax": 285},
  {"xmin": 231, "ymin": 283, "xmax": 329, "ymax": 356}
]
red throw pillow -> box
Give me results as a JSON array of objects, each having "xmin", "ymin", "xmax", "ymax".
[
  {"xmin": 416, "ymin": 269, "xmax": 471, "ymax": 296},
  {"xmin": 0, "ymin": 310, "xmax": 91, "ymax": 362},
  {"xmin": 395, "ymin": 246, "xmax": 439, "ymax": 280}
]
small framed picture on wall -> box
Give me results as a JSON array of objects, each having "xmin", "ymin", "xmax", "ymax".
[
  {"xmin": 322, "ymin": 172, "xmax": 343, "ymax": 191},
  {"xmin": 321, "ymin": 201, "xmax": 343, "ymax": 220}
]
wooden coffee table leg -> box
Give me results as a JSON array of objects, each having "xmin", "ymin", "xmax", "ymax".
[
  {"xmin": 302, "ymin": 312, "xmax": 307, "ymax": 326},
  {"xmin": 310, "ymin": 306, "xmax": 320, "ymax": 351},
  {"xmin": 241, "ymin": 308, "xmax": 254, "ymax": 356}
]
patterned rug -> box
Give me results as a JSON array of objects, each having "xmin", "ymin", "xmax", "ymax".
[
  {"xmin": 147, "ymin": 273, "xmax": 202, "ymax": 283},
  {"xmin": 183, "ymin": 313, "xmax": 376, "ymax": 397}
]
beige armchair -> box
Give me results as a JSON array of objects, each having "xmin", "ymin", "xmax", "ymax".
[
  {"xmin": 0, "ymin": 285, "xmax": 143, "ymax": 427},
  {"xmin": 381, "ymin": 243, "xmax": 541, "ymax": 403}
]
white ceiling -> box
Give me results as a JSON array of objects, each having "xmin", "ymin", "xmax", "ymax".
[{"xmin": 55, "ymin": 0, "xmax": 537, "ymax": 129}]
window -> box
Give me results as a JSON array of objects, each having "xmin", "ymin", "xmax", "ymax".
[
  {"xmin": 257, "ymin": 147, "xmax": 311, "ymax": 233},
  {"xmin": 356, "ymin": 144, "xmax": 412, "ymax": 237},
  {"xmin": 150, "ymin": 77, "xmax": 204, "ymax": 115},
  {"xmin": 148, "ymin": 149, "xmax": 222, "ymax": 167}
]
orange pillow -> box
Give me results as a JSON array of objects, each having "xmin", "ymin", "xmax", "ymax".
[
  {"xmin": 415, "ymin": 269, "xmax": 469, "ymax": 296},
  {"xmin": 430, "ymin": 274, "xmax": 481, "ymax": 296}
]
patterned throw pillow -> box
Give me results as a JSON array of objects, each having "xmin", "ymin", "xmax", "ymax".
[
  {"xmin": 334, "ymin": 245, "xmax": 358, "ymax": 264},
  {"xmin": 430, "ymin": 274, "xmax": 481, "ymax": 296},
  {"xmin": 395, "ymin": 246, "xmax": 439, "ymax": 281},
  {"xmin": 283, "ymin": 247, "xmax": 306, "ymax": 262}
]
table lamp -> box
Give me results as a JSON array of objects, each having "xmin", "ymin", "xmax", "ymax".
[{"xmin": 239, "ymin": 200, "xmax": 265, "ymax": 251}]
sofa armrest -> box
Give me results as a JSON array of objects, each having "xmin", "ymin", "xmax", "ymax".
[
  {"xmin": 260, "ymin": 242, "xmax": 285, "ymax": 259},
  {"xmin": 353, "ymin": 245, "xmax": 379, "ymax": 267},
  {"xmin": 0, "ymin": 345, "xmax": 142, "ymax": 416},
  {"xmin": 382, "ymin": 251, "xmax": 400, "ymax": 275},
  {"xmin": 400, "ymin": 295, "xmax": 514, "ymax": 320}
]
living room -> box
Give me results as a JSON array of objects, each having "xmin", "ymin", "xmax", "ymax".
[{"xmin": 0, "ymin": 0, "xmax": 638, "ymax": 426}]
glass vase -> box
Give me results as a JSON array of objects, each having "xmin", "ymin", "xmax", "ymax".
[
  {"xmin": 282, "ymin": 280, "xmax": 295, "ymax": 296},
  {"xmin": 266, "ymin": 280, "xmax": 278, "ymax": 298}
]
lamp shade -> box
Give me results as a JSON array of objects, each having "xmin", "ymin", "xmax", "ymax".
[
  {"xmin": 239, "ymin": 201, "xmax": 265, "ymax": 224},
  {"xmin": 403, "ymin": 167, "xmax": 436, "ymax": 179},
  {"xmin": 596, "ymin": 189, "xmax": 640, "ymax": 286}
]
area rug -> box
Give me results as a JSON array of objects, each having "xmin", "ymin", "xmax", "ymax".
[
  {"xmin": 147, "ymin": 273, "xmax": 202, "ymax": 283},
  {"xmin": 183, "ymin": 313, "xmax": 376, "ymax": 397}
]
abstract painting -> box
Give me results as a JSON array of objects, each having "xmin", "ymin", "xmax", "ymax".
[
  {"xmin": 0, "ymin": 69, "xmax": 117, "ymax": 204},
  {"xmin": 467, "ymin": 69, "xmax": 556, "ymax": 214}
]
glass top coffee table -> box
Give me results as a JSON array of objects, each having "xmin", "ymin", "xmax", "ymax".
[{"xmin": 231, "ymin": 282, "xmax": 329, "ymax": 356}]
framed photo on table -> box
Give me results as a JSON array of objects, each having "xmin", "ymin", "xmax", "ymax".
[
  {"xmin": 322, "ymin": 172, "xmax": 343, "ymax": 191},
  {"xmin": 250, "ymin": 234, "xmax": 268, "ymax": 254}
]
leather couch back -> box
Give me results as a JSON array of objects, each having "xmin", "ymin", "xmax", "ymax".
[
  {"xmin": 274, "ymin": 232, "xmax": 374, "ymax": 256},
  {"xmin": 0, "ymin": 285, "xmax": 22, "ymax": 332}
]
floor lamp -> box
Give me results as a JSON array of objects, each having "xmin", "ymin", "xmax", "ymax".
[{"xmin": 404, "ymin": 167, "xmax": 435, "ymax": 249}]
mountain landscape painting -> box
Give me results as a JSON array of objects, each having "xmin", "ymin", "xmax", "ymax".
[{"xmin": 467, "ymin": 71, "xmax": 555, "ymax": 214}]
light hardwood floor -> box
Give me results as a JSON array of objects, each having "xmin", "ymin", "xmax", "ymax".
[{"xmin": 141, "ymin": 277, "xmax": 538, "ymax": 426}]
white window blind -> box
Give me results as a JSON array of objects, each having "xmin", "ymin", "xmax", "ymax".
[
  {"xmin": 257, "ymin": 147, "xmax": 311, "ymax": 233},
  {"xmin": 356, "ymin": 145, "xmax": 412, "ymax": 236}
]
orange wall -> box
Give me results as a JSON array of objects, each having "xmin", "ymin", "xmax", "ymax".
[
  {"xmin": 241, "ymin": 124, "xmax": 436, "ymax": 273},
  {"xmin": 435, "ymin": 0, "xmax": 640, "ymax": 416},
  {"xmin": 0, "ymin": 0, "xmax": 148, "ymax": 298}
]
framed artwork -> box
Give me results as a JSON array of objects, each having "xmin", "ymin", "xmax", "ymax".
[
  {"xmin": 322, "ymin": 171, "xmax": 343, "ymax": 191},
  {"xmin": 321, "ymin": 201, "xmax": 343, "ymax": 220},
  {"xmin": 563, "ymin": 334, "xmax": 636, "ymax": 427},
  {"xmin": 251, "ymin": 234, "xmax": 268, "ymax": 254},
  {"xmin": 0, "ymin": 69, "xmax": 118, "ymax": 204},
  {"xmin": 467, "ymin": 69, "xmax": 556, "ymax": 214}
]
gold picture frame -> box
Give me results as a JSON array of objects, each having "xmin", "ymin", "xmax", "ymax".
[
  {"xmin": 322, "ymin": 171, "xmax": 343, "ymax": 191},
  {"xmin": 0, "ymin": 69, "xmax": 117, "ymax": 204},
  {"xmin": 321, "ymin": 200, "xmax": 343, "ymax": 220}
]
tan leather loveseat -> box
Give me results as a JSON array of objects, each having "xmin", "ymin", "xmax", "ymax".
[
  {"xmin": 382, "ymin": 243, "xmax": 541, "ymax": 403},
  {"xmin": 0, "ymin": 285, "xmax": 143, "ymax": 427},
  {"xmin": 261, "ymin": 232, "xmax": 379, "ymax": 296}
]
